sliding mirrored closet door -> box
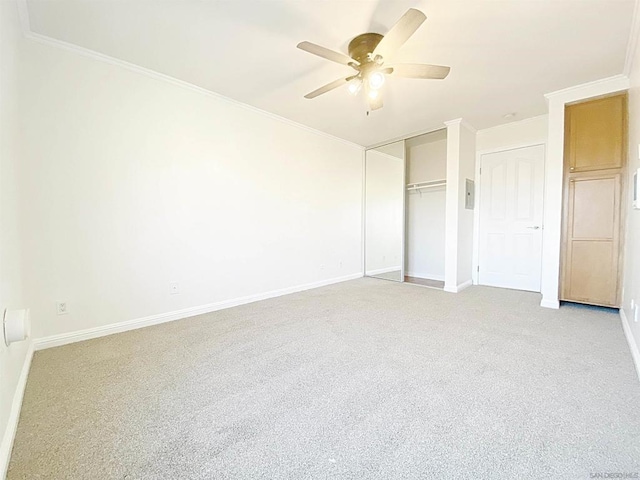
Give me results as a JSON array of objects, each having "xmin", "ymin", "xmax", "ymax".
[{"xmin": 364, "ymin": 141, "xmax": 405, "ymax": 282}]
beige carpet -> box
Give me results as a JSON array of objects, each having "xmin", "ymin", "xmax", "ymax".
[{"xmin": 8, "ymin": 278, "xmax": 640, "ymax": 479}]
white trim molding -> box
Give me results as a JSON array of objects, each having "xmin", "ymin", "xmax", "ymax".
[
  {"xmin": 540, "ymin": 298, "xmax": 560, "ymax": 309},
  {"xmin": 624, "ymin": 0, "xmax": 640, "ymax": 77},
  {"xmin": 405, "ymin": 272, "xmax": 445, "ymax": 282},
  {"xmin": 34, "ymin": 272, "xmax": 363, "ymax": 351},
  {"xmin": 543, "ymin": 74, "xmax": 629, "ymax": 102},
  {"xmin": 443, "ymin": 118, "xmax": 477, "ymax": 133},
  {"xmin": 444, "ymin": 279, "xmax": 473, "ymax": 293},
  {"xmin": 0, "ymin": 342, "xmax": 34, "ymax": 479},
  {"xmin": 620, "ymin": 309, "xmax": 640, "ymax": 382}
]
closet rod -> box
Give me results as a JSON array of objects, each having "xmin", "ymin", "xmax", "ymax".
[{"xmin": 406, "ymin": 180, "xmax": 446, "ymax": 191}]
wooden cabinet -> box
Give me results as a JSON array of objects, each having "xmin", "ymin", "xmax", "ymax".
[
  {"xmin": 562, "ymin": 172, "xmax": 621, "ymax": 306},
  {"xmin": 561, "ymin": 93, "xmax": 626, "ymax": 307},
  {"xmin": 565, "ymin": 94, "xmax": 625, "ymax": 173}
]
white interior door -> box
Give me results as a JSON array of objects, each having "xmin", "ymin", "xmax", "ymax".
[{"xmin": 478, "ymin": 145, "xmax": 545, "ymax": 291}]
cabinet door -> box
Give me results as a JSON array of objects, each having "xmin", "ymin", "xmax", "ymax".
[
  {"xmin": 561, "ymin": 173, "xmax": 621, "ymax": 306},
  {"xmin": 566, "ymin": 94, "xmax": 625, "ymax": 173}
]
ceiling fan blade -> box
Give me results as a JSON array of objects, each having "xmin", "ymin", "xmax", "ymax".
[
  {"xmin": 297, "ymin": 41, "xmax": 358, "ymax": 66},
  {"xmin": 389, "ymin": 63, "xmax": 450, "ymax": 79},
  {"xmin": 372, "ymin": 8, "xmax": 426, "ymax": 61},
  {"xmin": 304, "ymin": 77, "xmax": 352, "ymax": 99}
]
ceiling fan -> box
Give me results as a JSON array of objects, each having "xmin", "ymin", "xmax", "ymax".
[{"xmin": 297, "ymin": 8, "xmax": 450, "ymax": 113}]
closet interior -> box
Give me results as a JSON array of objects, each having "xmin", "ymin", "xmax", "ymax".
[{"xmin": 405, "ymin": 129, "xmax": 447, "ymax": 289}]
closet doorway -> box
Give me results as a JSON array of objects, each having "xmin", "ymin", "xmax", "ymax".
[
  {"xmin": 364, "ymin": 129, "xmax": 450, "ymax": 290},
  {"xmin": 405, "ymin": 129, "xmax": 447, "ymax": 290}
]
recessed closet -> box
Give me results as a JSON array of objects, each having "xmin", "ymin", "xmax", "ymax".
[
  {"xmin": 364, "ymin": 120, "xmax": 476, "ymax": 292},
  {"xmin": 364, "ymin": 129, "xmax": 449, "ymax": 290}
]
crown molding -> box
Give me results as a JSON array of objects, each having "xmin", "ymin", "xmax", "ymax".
[
  {"xmin": 543, "ymin": 74, "xmax": 629, "ymax": 103},
  {"xmin": 444, "ymin": 118, "xmax": 477, "ymax": 133},
  {"xmin": 460, "ymin": 119, "xmax": 477, "ymax": 133},
  {"xmin": 443, "ymin": 118, "xmax": 462, "ymax": 127},
  {"xmin": 14, "ymin": 0, "xmax": 365, "ymax": 151},
  {"xmin": 624, "ymin": 0, "xmax": 640, "ymax": 76}
]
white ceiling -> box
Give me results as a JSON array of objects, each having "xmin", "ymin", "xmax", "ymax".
[{"xmin": 25, "ymin": 0, "xmax": 636, "ymax": 146}]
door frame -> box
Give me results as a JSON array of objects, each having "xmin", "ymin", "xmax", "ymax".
[{"xmin": 472, "ymin": 142, "xmax": 546, "ymax": 288}]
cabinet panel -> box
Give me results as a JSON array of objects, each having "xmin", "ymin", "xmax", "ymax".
[
  {"xmin": 571, "ymin": 177, "xmax": 616, "ymax": 239},
  {"xmin": 561, "ymin": 173, "xmax": 621, "ymax": 307},
  {"xmin": 567, "ymin": 240, "xmax": 615, "ymax": 306},
  {"xmin": 566, "ymin": 94, "xmax": 624, "ymax": 172}
]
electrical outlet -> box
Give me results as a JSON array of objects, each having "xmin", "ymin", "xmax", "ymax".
[
  {"xmin": 169, "ymin": 282, "xmax": 179, "ymax": 295},
  {"xmin": 56, "ymin": 302, "xmax": 68, "ymax": 315},
  {"xmin": 631, "ymin": 299, "xmax": 635, "ymax": 310}
]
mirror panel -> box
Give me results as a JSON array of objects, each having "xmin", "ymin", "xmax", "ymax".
[{"xmin": 364, "ymin": 141, "xmax": 405, "ymax": 282}]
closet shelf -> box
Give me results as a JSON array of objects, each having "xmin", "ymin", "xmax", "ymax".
[{"xmin": 406, "ymin": 179, "xmax": 446, "ymax": 191}]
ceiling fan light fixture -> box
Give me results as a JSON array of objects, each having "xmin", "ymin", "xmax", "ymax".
[
  {"xmin": 369, "ymin": 71, "xmax": 385, "ymax": 90},
  {"xmin": 348, "ymin": 78, "xmax": 363, "ymax": 95},
  {"xmin": 297, "ymin": 8, "xmax": 450, "ymax": 112}
]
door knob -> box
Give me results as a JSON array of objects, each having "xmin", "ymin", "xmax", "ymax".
[{"xmin": 526, "ymin": 226, "xmax": 541, "ymax": 229}]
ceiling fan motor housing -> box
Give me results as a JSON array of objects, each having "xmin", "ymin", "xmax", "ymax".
[{"xmin": 348, "ymin": 33, "xmax": 383, "ymax": 64}]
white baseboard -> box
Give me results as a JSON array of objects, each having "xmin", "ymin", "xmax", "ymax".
[
  {"xmin": 365, "ymin": 266, "xmax": 402, "ymax": 276},
  {"xmin": 620, "ymin": 308, "xmax": 640, "ymax": 383},
  {"xmin": 34, "ymin": 272, "xmax": 363, "ymax": 351},
  {"xmin": 0, "ymin": 341, "xmax": 34, "ymax": 479},
  {"xmin": 443, "ymin": 279, "xmax": 473, "ymax": 293},
  {"xmin": 540, "ymin": 297, "xmax": 560, "ymax": 309},
  {"xmin": 405, "ymin": 272, "xmax": 445, "ymax": 281}
]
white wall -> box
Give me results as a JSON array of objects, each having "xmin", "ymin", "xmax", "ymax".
[
  {"xmin": 444, "ymin": 119, "xmax": 476, "ymax": 292},
  {"xmin": 405, "ymin": 133, "xmax": 446, "ymax": 279},
  {"xmin": 365, "ymin": 150, "xmax": 404, "ymax": 274},
  {"xmin": 457, "ymin": 123, "xmax": 476, "ymax": 286},
  {"xmin": 622, "ymin": 31, "xmax": 640, "ymax": 374},
  {"xmin": 0, "ymin": 1, "xmax": 32, "ymax": 475},
  {"xmin": 444, "ymin": 121, "xmax": 460, "ymax": 291},
  {"xmin": 476, "ymin": 115, "xmax": 548, "ymax": 152},
  {"xmin": 14, "ymin": 15, "xmax": 364, "ymax": 341}
]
